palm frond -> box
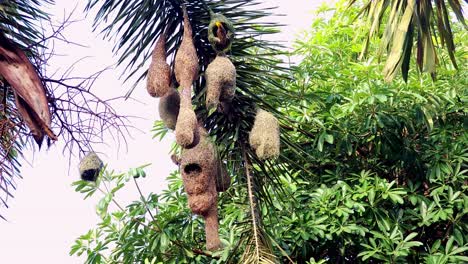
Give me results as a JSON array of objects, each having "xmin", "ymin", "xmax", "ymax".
[
  {"xmin": 350, "ymin": 0, "xmax": 466, "ymax": 82},
  {"xmin": 0, "ymin": 84, "xmax": 24, "ymax": 211},
  {"xmin": 86, "ymin": 0, "xmax": 313, "ymax": 258},
  {"xmin": 0, "ymin": 0, "xmax": 53, "ymax": 214},
  {"xmin": 239, "ymin": 146, "xmax": 277, "ymax": 264},
  {"xmin": 87, "ymin": 0, "xmax": 312, "ymax": 201},
  {"xmin": 0, "ymin": 0, "xmax": 53, "ymax": 50}
]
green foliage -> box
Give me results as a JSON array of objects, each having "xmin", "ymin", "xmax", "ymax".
[
  {"xmin": 274, "ymin": 3, "xmax": 467, "ymax": 262},
  {"xmin": 72, "ymin": 1, "xmax": 467, "ymax": 263}
]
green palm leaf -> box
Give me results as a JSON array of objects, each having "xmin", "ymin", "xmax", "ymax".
[{"xmin": 86, "ymin": 0, "xmax": 312, "ymax": 259}]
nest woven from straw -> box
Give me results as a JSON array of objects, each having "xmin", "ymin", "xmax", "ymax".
[
  {"xmin": 208, "ymin": 13, "xmax": 235, "ymax": 55},
  {"xmin": 180, "ymin": 127, "xmax": 217, "ymax": 215},
  {"xmin": 175, "ymin": 95, "xmax": 198, "ymax": 147},
  {"xmin": 146, "ymin": 33, "xmax": 171, "ymax": 97},
  {"xmin": 159, "ymin": 88, "xmax": 180, "ymax": 130},
  {"xmin": 78, "ymin": 152, "xmax": 103, "ymax": 182},
  {"xmin": 174, "ymin": 7, "xmax": 199, "ymax": 89},
  {"xmin": 249, "ymin": 109, "xmax": 281, "ymax": 160},
  {"xmin": 204, "ymin": 205, "xmax": 221, "ymax": 251},
  {"xmin": 205, "ymin": 55, "xmax": 236, "ymax": 112}
]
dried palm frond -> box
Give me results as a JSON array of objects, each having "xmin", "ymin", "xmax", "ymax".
[
  {"xmin": 0, "ymin": 33, "xmax": 57, "ymax": 146},
  {"xmin": 350, "ymin": 0, "xmax": 466, "ymax": 82}
]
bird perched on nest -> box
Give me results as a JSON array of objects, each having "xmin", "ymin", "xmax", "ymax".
[{"xmin": 208, "ymin": 13, "xmax": 235, "ymax": 55}]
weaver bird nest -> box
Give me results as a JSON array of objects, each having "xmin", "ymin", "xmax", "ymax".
[
  {"xmin": 144, "ymin": 5, "xmax": 281, "ymax": 251},
  {"xmin": 249, "ymin": 109, "xmax": 281, "ymax": 160},
  {"xmin": 78, "ymin": 152, "xmax": 103, "ymax": 182}
]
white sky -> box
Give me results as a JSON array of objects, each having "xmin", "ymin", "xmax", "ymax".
[{"xmin": 0, "ymin": 1, "xmax": 330, "ymax": 262}]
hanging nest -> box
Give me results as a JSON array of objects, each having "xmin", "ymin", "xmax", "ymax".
[
  {"xmin": 146, "ymin": 32, "xmax": 171, "ymax": 97},
  {"xmin": 215, "ymin": 160, "xmax": 230, "ymax": 192},
  {"xmin": 174, "ymin": 6, "xmax": 199, "ymax": 89},
  {"xmin": 205, "ymin": 55, "xmax": 236, "ymax": 113},
  {"xmin": 180, "ymin": 127, "xmax": 221, "ymax": 250},
  {"xmin": 175, "ymin": 94, "xmax": 198, "ymax": 147},
  {"xmin": 249, "ymin": 109, "xmax": 281, "ymax": 160},
  {"xmin": 204, "ymin": 205, "xmax": 221, "ymax": 251},
  {"xmin": 78, "ymin": 152, "xmax": 103, "ymax": 182},
  {"xmin": 208, "ymin": 13, "xmax": 235, "ymax": 55},
  {"xmin": 180, "ymin": 127, "xmax": 217, "ymax": 214},
  {"xmin": 158, "ymin": 88, "xmax": 180, "ymax": 130}
]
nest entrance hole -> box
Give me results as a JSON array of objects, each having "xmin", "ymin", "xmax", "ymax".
[
  {"xmin": 81, "ymin": 169, "xmax": 98, "ymax": 181},
  {"xmin": 184, "ymin": 163, "xmax": 202, "ymax": 175}
]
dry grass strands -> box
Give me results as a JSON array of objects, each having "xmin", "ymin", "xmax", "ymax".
[
  {"xmin": 146, "ymin": 32, "xmax": 171, "ymax": 97},
  {"xmin": 205, "ymin": 55, "xmax": 236, "ymax": 113},
  {"xmin": 175, "ymin": 94, "xmax": 198, "ymax": 147},
  {"xmin": 180, "ymin": 127, "xmax": 217, "ymax": 214},
  {"xmin": 204, "ymin": 206, "xmax": 221, "ymax": 251},
  {"xmin": 216, "ymin": 160, "xmax": 230, "ymax": 192},
  {"xmin": 158, "ymin": 88, "xmax": 180, "ymax": 130},
  {"xmin": 249, "ymin": 109, "xmax": 280, "ymax": 160},
  {"xmin": 79, "ymin": 152, "xmax": 103, "ymax": 182},
  {"xmin": 180, "ymin": 127, "xmax": 220, "ymax": 250},
  {"xmin": 174, "ymin": 6, "xmax": 199, "ymax": 89}
]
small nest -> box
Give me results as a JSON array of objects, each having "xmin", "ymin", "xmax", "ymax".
[
  {"xmin": 208, "ymin": 13, "xmax": 235, "ymax": 54},
  {"xmin": 78, "ymin": 152, "xmax": 103, "ymax": 182},
  {"xmin": 216, "ymin": 160, "xmax": 230, "ymax": 192},
  {"xmin": 146, "ymin": 33, "xmax": 171, "ymax": 97},
  {"xmin": 175, "ymin": 96, "xmax": 198, "ymax": 147},
  {"xmin": 205, "ymin": 55, "xmax": 236, "ymax": 112},
  {"xmin": 180, "ymin": 127, "xmax": 217, "ymax": 215},
  {"xmin": 174, "ymin": 7, "xmax": 199, "ymax": 89},
  {"xmin": 249, "ymin": 109, "xmax": 281, "ymax": 160},
  {"xmin": 158, "ymin": 88, "xmax": 180, "ymax": 130}
]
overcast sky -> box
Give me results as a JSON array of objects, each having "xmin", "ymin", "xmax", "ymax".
[{"xmin": 0, "ymin": 0, "xmax": 330, "ymax": 262}]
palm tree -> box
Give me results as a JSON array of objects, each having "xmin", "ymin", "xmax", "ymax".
[
  {"xmin": 349, "ymin": 0, "xmax": 466, "ymax": 82},
  {"xmin": 78, "ymin": 0, "xmax": 462, "ymax": 263},
  {"xmin": 86, "ymin": 0, "xmax": 310, "ymax": 261},
  {"xmin": 0, "ymin": 0, "xmax": 53, "ymax": 216},
  {"xmin": 84, "ymin": 0, "xmax": 466, "ymax": 261}
]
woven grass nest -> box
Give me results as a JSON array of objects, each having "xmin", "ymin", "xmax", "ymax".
[
  {"xmin": 146, "ymin": 32, "xmax": 171, "ymax": 97},
  {"xmin": 180, "ymin": 127, "xmax": 221, "ymax": 250},
  {"xmin": 158, "ymin": 88, "xmax": 180, "ymax": 130},
  {"xmin": 208, "ymin": 13, "xmax": 235, "ymax": 54},
  {"xmin": 180, "ymin": 127, "xmax": 217, "ymax": 214},
  {"xmin": 205, "ymin": 55, "xmax": 236, "ymax": 113},
  {"xmin": 175, "ymin": 93, "xmax": 199, "ymax": 148},
  {"xmin": 174, "ymin": 7, "xmax": 199, "ymax": 90},
  {"xmin": 249, "ymin": 109, "xmax": 281, "ymax": 160},
  {"xmin": 78, "ymin": 152, "xmax": 103, "ymax": 182}
]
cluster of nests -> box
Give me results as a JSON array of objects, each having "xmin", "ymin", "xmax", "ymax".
[
  {"xmin": 79, "ymin": 7, "xmax": 281, "ymax": 252},
  {"xmin": 146, "ymin": 7, "xmax": 281, "ymax": 251}
]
